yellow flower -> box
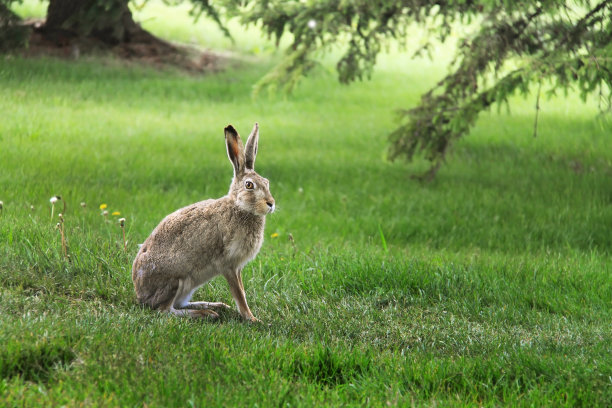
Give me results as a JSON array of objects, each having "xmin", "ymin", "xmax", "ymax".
[
  {"xmin": 112, "ymin": 211, "xmax": 120, "ymax": 216},
  {"xmin": 99, "ymin": 203, "xmax": 107, "ymax": 210},
  {"xmin": 270, "ymin": 233, "xmax": 279, "ymax": 238}
]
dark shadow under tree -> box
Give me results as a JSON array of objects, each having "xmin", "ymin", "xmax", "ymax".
[{"xmin": 1, "ymin": 0, "xmax": 226, "ymax": 69}]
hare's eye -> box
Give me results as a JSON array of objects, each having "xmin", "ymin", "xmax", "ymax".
[{"xmin": 245, "ymin": 181, "xmax": 254, "ymax": 190}]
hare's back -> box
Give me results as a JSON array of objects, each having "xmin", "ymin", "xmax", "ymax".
[{"xmin": 144, "ymin": 199, "xmax": 224, "ymax": 253}]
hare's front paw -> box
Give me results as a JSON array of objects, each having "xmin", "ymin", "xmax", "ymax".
[{"xmin": 247, "ymin": 315, "xmax": 262, "ymax": 324}]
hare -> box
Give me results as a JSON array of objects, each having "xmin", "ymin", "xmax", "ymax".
[{"xmin": 132, "ymin": 123, "xmax": 275, "ymax": 322}]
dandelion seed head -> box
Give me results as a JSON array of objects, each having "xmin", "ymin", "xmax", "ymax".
[
  {"xmin": 119, "ymin": 218, "xmax": 126, "ymax": 227},
  {"xmin": 50, "ymin": 196, "xmax": 59, "ymax": 204},
  {"xmin": 103, "ymin": 210, "xmax": 109, "ymax": 216},
  {"xmin": 80, "ymin": 202, "xmax": 86, "ymax": 208},
  {"xmin": 30, "ymin": 205, "xmax": 35, "ymax": 211},
  {"xmin": 0, "ymin": 201, "xmax": 3, "ymax": 209}
]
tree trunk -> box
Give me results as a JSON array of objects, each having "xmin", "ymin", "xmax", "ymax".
[{"xmin": 44, "ymin": 0, "xmax": 141, "ymax": 44}]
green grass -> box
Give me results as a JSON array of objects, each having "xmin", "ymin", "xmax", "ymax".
[{"xmin": 1, "ymin": 1, "xmax": 611, "ymax": 406}]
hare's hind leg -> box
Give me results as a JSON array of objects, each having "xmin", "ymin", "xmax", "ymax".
[
  {"xmin": 161, "ymin": 278, "xmax": 220, "ymax": 319},
  {"xmin": 172, "ymin": 277, "xmax": 230, "ymax": 311}
]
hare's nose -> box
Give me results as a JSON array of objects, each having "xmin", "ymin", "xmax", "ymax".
[{"xmin": 266, "ymin": 200, "xmax": 275, "ymax": 213}]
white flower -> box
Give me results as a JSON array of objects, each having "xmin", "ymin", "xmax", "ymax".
[
  {"xmin": 307, "ymin": 19, "xmax": 317, "ymax": 29},
  {"xmin": 50, "ymin": 196, "xmax": 59, "ymax": 204}
]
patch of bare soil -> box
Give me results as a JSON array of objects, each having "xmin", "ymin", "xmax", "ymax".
[{"xmin": 17, "ymin": 18, "xmax": 226, "ymax": 73}]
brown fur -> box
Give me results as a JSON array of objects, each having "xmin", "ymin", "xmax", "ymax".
[{"xmin": 132, "ymin": 123, "xmax": 274, "ymax": 322}]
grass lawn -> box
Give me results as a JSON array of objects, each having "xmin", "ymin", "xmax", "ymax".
[{"xmin": 1, "ymin": 2, "xmax": 611, "ymax": 406}]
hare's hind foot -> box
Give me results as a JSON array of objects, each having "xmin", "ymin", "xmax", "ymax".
[
  {"xmin": 180, "ymin": 301, "xmax": 231, "ymax": 310},
  {"xmin": 168, "ymin": 307, "xmax": 220, "ymax": 319}
]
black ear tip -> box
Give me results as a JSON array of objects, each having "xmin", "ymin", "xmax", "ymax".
[{"xmin": 224, "ymin": 125, "xmax": 237, "ymax": 135}]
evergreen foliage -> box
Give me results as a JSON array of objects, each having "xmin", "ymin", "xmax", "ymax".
[{"xmin": 223, "ymin": 0, "xmax": 612, "ymax": 178}]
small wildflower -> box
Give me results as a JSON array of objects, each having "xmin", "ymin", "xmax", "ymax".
[
  {"xmin": 99, "ymin": 203, "xmax": 107, "ymax": 210},
  {"xmin": 50, "ymin": 195, "xmax": 65, "ymax": 221},
  {"xmin": 56, "ymin": 214, "xmax": 68, "ymax": 259},
  {"xmin": 298, "ymin": 187, "xmax": 304, "ymax": 194},
  {"xmin": 112, "ymin": 211, "xmax": 121, "ymax": 216},
  {"xmin": 118, "ymin": 218, "xmax": 127, "ymax": 251},
  {"xmin": 288, "ymin": 232, "xmax": 297, "ymax": 252},
  {"xmin": 307, "ymin": 19, "xmax": 317, "ymax": 29},
  {"xmin": 80, "ymin": 202, "xmax": 86, "ymax": 208},
  {"xmin": 103, "ymin": 210, "xmax": 109, "ymax": 216},
  {"xmin": 271, "ymin": 233, "xmax": 279, "ymax": 238},
  {"xmin": 30, "ymin": 205, "xmax": 35, "ymax": 211},
  {"xmin": 0, "ymin": 201, "xmax": 3, "ymax": 211}
]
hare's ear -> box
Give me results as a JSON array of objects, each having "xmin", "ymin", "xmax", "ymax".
[
  {"xmin": 224, "ymin": 125, "xmax": 245, "ymax": 176},
  {"xmin": 244, "ymin": 122, "xmax": 259, "ymax": 170}
]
